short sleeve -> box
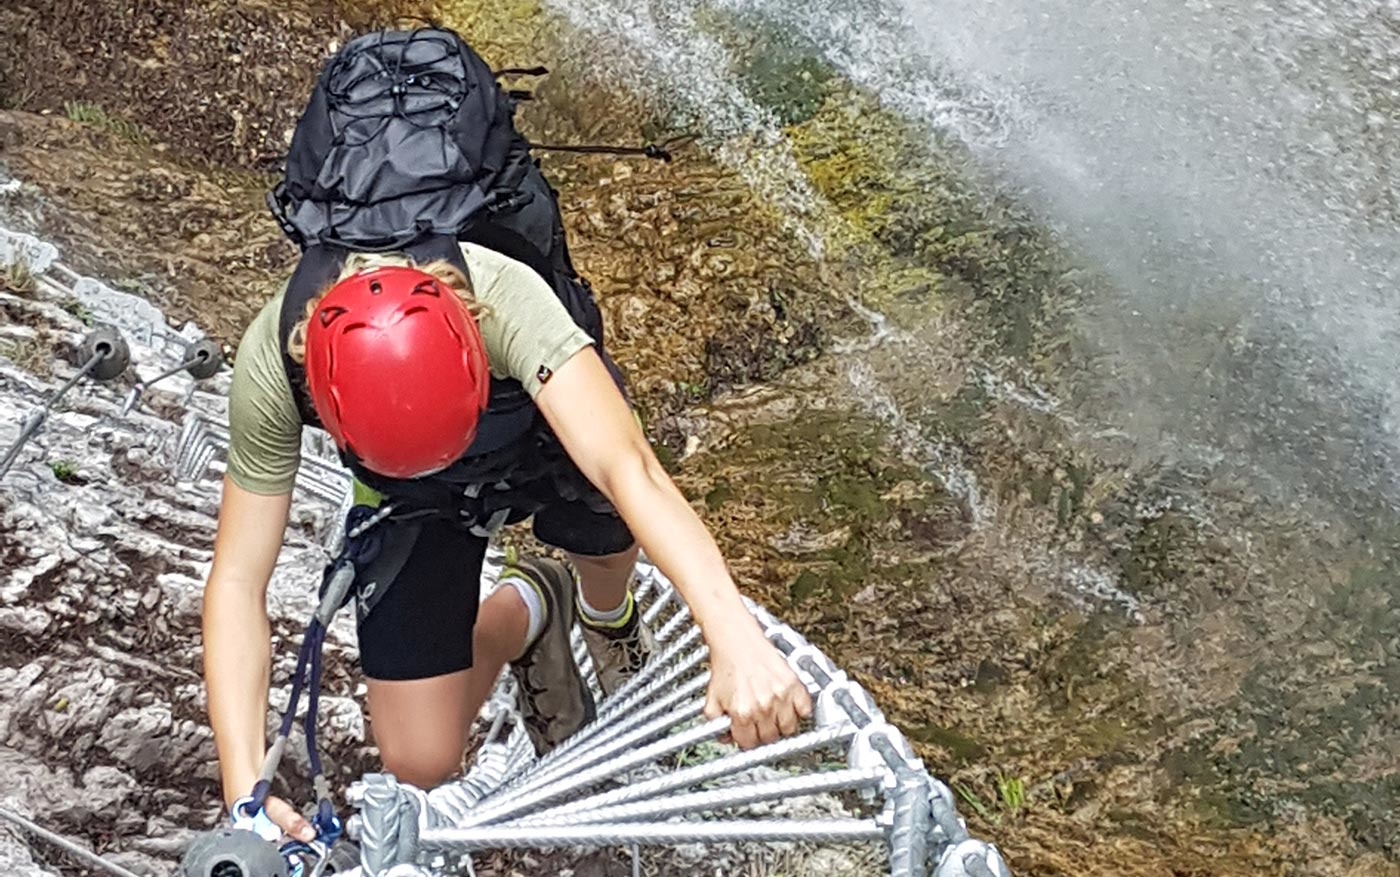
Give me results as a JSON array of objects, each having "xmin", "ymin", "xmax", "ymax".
[
  {"xmin": 226, "ymin": 299, "xmax": 304, "ymax": 495},
  {"xmin": 465, "ymin": 244, "xmax": 595, "ymax": 397}
]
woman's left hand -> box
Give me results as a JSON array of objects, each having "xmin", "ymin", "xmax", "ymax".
[{"xmin": 703, "ymin": 625, "xmax": 814, "ymax": 749}]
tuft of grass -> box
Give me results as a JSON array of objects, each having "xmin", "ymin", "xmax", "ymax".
[
  {"xmin": 63, "ymin": 101, "xmax": 149, "ymax": 146},
  {"xmin": 49, "ymin": 460, "xmax": 81, "ymax": 484},
  {"xmin": 61, "ymin": 300, "xmax": 95, "ymax": 327},
  {"xmin": 0, "ymin": 333, "xmax": 53, "ymax": 377},
  {"xmin": 954, "ymin": 783, "xmax": 995, "ymax": 822},
  {"xmin": 996, "ymin": 774, "xmax": 1027, "ymax": 812},
  {"xmin": 0, "ymin": 76, "xmax": 36, "ymax": 111},
  {"xmin": 0, "ymin": 258, "xmax": 37, "ymax": 295},
  {"xmin": 1, "ymin": 90, "xmax": 16, "ymax": 111},
  {"xmin": 956, "ymin": 775, "xmax": 1028, "ymax": 825}
]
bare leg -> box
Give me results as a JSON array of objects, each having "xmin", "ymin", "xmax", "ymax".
[
  {"xmin": 365, "ymin": 586, "xmax": 532, "ymax": 789},
  {"xmin": 568, "ymin": 544, "xmax": 640, "ymax": 613}
]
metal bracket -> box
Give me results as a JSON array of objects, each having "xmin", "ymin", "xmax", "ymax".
[{"xmin": 933, "ymin": 839, "xmax": 1013, "ymax": 877}]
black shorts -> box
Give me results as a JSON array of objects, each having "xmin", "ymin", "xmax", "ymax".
[{"xmin": 354, "ymin": 498, "xmax": 634, "ymax": 681}]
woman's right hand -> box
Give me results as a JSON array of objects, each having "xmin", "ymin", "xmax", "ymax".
[
  {"xmin": 229, "ymin": 792, "xmax": 317, "ymax": 843},
  {"xmin": 261, "ymin": 796, "xmax": 317, "ymax": 843},
  {"xmin": 205, "ymin": 480, "xmax": 296, "ymax": 844}
]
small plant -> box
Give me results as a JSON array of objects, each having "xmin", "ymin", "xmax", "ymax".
[
  {"xmin": 50, "ymin": 460, "xmax": 82, "ymax": 484},
  {"xmin": 62, "ymin": 300, "xmax": 95, "ymax": 326},
  {"xmin": 0, "ymin": 334, "xmax": 54, "ymax": 377},
  {"xmin": 996, "ymin": 774, "xmax": 1027, "ymax": 812},
  {"xmin": 955, "ymin": 775, "xmax": 1028, "ymax": 825},
  {"xmin": 678, "ymin": 379, "xmax": 708, "ymax": 399},
  {"xmin": 954, "ymin": 783, "xmax": 995, "ymax": 822},
  {"xmin": 0, "ymin": 77, "xmax": 36, "ymax": 111},
  {"xmin": 0, "ymin": 258, "xmax": 37, "ymax": 294},
  {"xmin": 63, "ymin": 101, "xmax": 149, "ymax": 146}
]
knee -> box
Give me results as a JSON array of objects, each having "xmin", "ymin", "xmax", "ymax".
[{"xmin": 377, "ymin": 736, "xmax": 464, "ymax": 789}]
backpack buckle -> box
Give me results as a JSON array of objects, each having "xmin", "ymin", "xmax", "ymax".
[
  {"xmin": 485, "ymin": 189, "xmax": 533, "ymax": 215},
  {"xmin": 266, "ymin": 184, "xmax": 305, "ymax": 248}
]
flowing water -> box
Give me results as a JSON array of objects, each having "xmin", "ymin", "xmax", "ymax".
[{"xmin": 537, "ymin": 0, "xmax": 1400, "ymax": 871}]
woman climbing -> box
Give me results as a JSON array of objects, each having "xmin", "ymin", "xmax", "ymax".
[{"xmin": 201, "ymin": 26, "xmax": 813, "ymax": 843}]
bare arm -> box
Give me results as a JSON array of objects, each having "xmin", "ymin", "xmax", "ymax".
[
  {"xmin": 536, "ymin": 349, "xmax": 812, "ymax": 746},
  {"xmin": 203, "ymin": 478, "xmax": 314, "ymax": 839}
]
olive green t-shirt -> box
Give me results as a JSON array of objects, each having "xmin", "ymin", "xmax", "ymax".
[{"xmin": 226, "ymin": 243, "xmax": 594, "ymax": 495}]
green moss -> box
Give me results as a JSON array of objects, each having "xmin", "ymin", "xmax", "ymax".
[
  {"xmin": 738, "ymin": 45, "xmax": 834, "ymax": 127},
  {"xmin": 63, "ymin": 101, "xmax": 149, "ymax": 146},
  {"xmin": 703, "ymin": 480, "xmax": 733, "ymax": 510},
  {"xmin": 906, "ymin": 722, "xmax": 988, "ymax": 765},
  {"xmin": 49, "ymin": 460, "xmax": 81, "ymax": 484},
  {"xmin": 62, "ymin": 301, "xmax": 95, "ymax": 327},
  {"xmin": 785, "ymin": 87, "xmax": 1094, "ymax": 358},
  {"xmin": 650, "ymin": 438, "xmax": 679, "ymax": 475},
  {"xmin": 788, "ymin": 569, "xmax": 826, "ymax": 603},
  {"xmin": 1116, "ymin": 511, "xmax": 1198, "ymax": 595}
]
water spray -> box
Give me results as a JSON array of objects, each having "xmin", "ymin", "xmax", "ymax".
[{"xmin": 0, "ymin": 326, "xmax": 131, "ymax": 479}]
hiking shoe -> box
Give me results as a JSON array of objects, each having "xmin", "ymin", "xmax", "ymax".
[
  {"xmin": 504, "ymin": 555, "xmax": 596, "ymax": 755},
  {"xmin": 580, "ymin": 594, "xmax": 657, "ymax": 699}
]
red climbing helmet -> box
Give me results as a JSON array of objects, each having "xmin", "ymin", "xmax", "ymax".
[{"xmin": 304, "ymin": 265, "xmax": 491, "ymax": 479}]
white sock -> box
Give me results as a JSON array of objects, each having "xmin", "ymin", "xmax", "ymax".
[
  {"xmin": 502, "ymin": 575, "xmax": 547, "ymax": 647},
  {"xmin": 577, "ymin": 586, "xmax": 632, "ymax": 627}
]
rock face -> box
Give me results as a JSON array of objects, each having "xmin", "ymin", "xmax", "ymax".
[
  {"xmin": 0, "ymin": 224, "xmax": 369, "ymax": 874},
  {"xmin": 0, "ymin": 0, "xmax": 352, "ymax": 169}
]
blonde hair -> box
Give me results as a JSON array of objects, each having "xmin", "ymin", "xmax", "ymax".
[{"xmin": 286, "ymin": 252, "xmax": 486, "ymax": 364}]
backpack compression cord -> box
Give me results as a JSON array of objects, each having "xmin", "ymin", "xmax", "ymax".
[{"xmin": 271, "ymin": 27, "xmax": 518, "ymax": 253}]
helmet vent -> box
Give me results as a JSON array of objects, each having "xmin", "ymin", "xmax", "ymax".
[
  {"xmin": 411, "ymin": 280, "xmax": 441, "ymax": 297},
  {"xmin": 369, "ymin": 280, "xmax": 384, "ymax": 295},
  {"xmin": 441, "ymin": 313, "xmax": 466, "ymax": 347},
  {"xmin": 318, "ymin": 305, "xmax": 348, "ymax": 327}
]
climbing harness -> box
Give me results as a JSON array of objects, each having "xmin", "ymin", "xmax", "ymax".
[{"xmin": 229, "ymin": 503, "xmax": 398, "ymax": 877}]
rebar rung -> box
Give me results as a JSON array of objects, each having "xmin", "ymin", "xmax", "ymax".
[{"xmin": 420, "ymin": 818, "xmax": 887, "ymax": 849}]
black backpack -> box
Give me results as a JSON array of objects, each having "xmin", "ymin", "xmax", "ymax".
[{"xmin": 268, "ymin": 27, "xmax": 610, "ymax": 501}]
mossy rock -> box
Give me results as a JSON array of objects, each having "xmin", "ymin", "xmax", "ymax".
[{"xmin": 739, "ymin": 45, "xmax": 834, "ymax": 126}]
